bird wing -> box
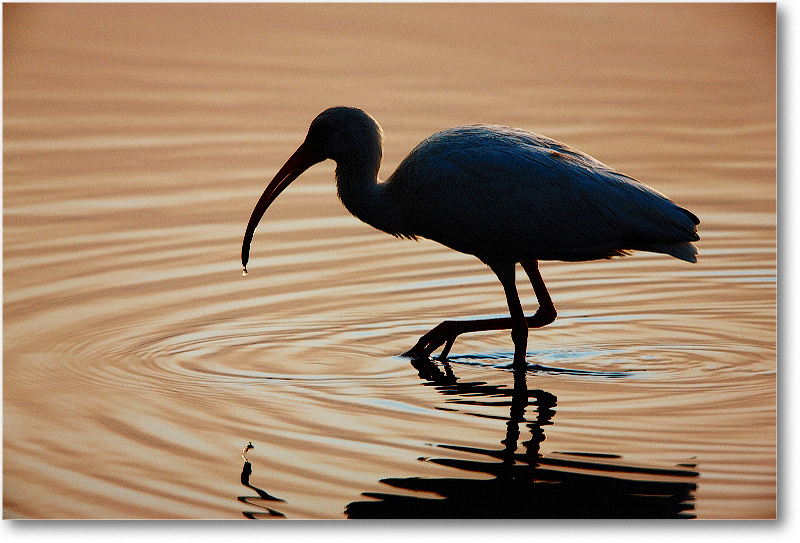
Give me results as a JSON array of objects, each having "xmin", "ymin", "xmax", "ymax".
[{"xmin": 388, "ymin": 125, "xmax": 698, "ymax": 264}]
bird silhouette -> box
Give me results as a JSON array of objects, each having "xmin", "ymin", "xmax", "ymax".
[{"xmin": 243, "ymin": 107, "xmax": 698, "ymax": 366}]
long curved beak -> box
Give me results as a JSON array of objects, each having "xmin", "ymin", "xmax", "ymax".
[{"xmin": 242, "ymin": 141, "xmax": 322, "ymax": 272}]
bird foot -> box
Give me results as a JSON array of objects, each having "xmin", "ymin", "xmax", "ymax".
[{"xmin": 402, "ymin": 320, "xmax": 463, "ymax": 360}]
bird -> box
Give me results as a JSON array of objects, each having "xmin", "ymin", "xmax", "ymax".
[
  {"xmin": 242, "ymin": 441, "xmax": 254, "ymax": 461},
  {"xmin": 242, "ymin": 106, "xmax": 699, "ymax": 367}
]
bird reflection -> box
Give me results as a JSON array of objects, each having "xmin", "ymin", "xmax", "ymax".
[
  {"xmin": 345, "ymin": 359, "xmax": 697, "ymax": 519},
  {"xmin": 239, "ymin": 458, "xmax": 285, "ymax": 519}
]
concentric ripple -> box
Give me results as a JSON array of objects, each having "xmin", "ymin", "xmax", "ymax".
[
  {"xmin": 4, "ymin": 2, "xmax": 775, "ymax": 519},
  {"xmin": 3, "ymin": 175, "xmax": 776, "ymax": 520}
]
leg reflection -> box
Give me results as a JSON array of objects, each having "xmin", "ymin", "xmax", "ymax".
[
  {"xmin": 345, "ymin": 360, "xmax": 696, "ymax": 518},
  {"xmin": 501, "ymin": 367, "xmax": 556, "ymax": 471}
]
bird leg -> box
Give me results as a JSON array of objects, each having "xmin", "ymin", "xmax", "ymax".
[{"xmin": 402, "ymin": 260, "xmax": 556, "ymax": 365}]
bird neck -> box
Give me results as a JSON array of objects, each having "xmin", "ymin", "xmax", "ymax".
[{"xmin": 334, "ymin": 155, "xmax": 401, "ymax": 236}]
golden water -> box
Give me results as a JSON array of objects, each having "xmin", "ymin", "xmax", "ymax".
[{"xmin": 3, "ymin": 3, "xmax": 775, "ymax": 518}]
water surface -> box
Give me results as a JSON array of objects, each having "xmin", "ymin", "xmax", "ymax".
[{"xmin": 3, "ymin": 3, "xmax": 776, "ymax": 519}]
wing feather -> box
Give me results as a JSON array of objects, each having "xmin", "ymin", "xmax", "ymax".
[{"xmin": 387, "ymin": 125, "xmax": 698, "ymax": 263}]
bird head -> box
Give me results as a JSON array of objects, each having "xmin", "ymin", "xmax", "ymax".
[
  {"xmin": 241, "ymin": 107, "xmax": 382, "ymax": 272},
  {"xmin": 306, "ymin": 106, "xmax": 383, "ymax": 164}
]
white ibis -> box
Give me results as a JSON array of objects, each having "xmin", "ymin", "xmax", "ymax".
[{"xmin": 242, "ymin": 107, "xmax": 699, "ymax": 367}]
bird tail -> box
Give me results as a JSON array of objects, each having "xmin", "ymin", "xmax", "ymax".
[{"xmin": 640, "ymin": 241, "xmax": 698, "ymax": 263}]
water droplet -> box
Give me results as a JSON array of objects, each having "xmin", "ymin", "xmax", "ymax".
[{"xmin": 242, "ymin": 267, "xmax": 248, "ymax": 276}]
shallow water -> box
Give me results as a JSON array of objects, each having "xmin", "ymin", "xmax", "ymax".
[{"xmin": 3, "ymin": 3, "xmax": 776, "ymax": 519}]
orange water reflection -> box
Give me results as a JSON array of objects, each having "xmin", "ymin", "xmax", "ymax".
[{"xmin": 4, "ymin": 3, "xmax": 775, "ymax": 519}]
